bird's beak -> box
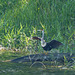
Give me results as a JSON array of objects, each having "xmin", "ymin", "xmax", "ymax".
[
  {"xmin": 37, "ymin": 30, "xmax": 41, "ymax": 31},
  {"xmin": 37, "ymin": 29, "xmax": 43, "ymax": 31}
]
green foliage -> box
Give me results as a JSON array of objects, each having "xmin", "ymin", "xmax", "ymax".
[{"xmin": 0, "ymin": 0, "xmax": 75, "ymax": 53}]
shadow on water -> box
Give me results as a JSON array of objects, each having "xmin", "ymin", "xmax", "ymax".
[{"xmin": 0, "ymin": 62, "xmax": 75, "ymax": 75}]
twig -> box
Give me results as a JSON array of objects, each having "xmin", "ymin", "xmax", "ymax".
[{"xmin": 30, "ymin": 61, "xmax": 46, "ymax": 68}]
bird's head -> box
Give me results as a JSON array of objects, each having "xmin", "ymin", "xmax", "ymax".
[
  {"xmin": 37, "ymin": 29, "xmax": 43, "ymax": 31},
  {"xmin": 37, "ymin": 29, "xmax": 44, "ymax": 33}
]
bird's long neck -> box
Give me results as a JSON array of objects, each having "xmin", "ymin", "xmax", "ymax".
[
  {"xmin": 41, "ymin": 30, "xmax": 46, "ymax": 47},
  {"xmin": 42, "ymin": 30, "xmax": 44, "ymax": 40}
]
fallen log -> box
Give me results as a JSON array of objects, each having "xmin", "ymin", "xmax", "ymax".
[{"xmin": 11, "ymin": 53, "xmax": 75, "ymax": 64}]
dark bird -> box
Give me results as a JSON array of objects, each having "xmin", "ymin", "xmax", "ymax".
[{"xmin": 32, "ymin": 30, "xmax": 63, "ymax": 51}]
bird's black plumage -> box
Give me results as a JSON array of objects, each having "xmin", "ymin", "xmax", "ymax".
[
  {"xmin": 42, "ymin": 40, "xmax": 63, "ymax": 51},
  {"xmin": 32, "ymin": 30, "xmax": 63, "ymax": 51}
]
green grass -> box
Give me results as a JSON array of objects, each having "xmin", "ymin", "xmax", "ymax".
[
  {"xmin": 0, "ymin": 0, "xmax": 75, "ymax": 54},
  {"xmin": 0, "ymin": 50, "xmax": 27, "ymax": 61}
]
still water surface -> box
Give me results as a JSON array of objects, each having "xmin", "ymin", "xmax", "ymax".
[{"xmin": 0, "ymin": 62, "xmax": 75, "ymax": 75}]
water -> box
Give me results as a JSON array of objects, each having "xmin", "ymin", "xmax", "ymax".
[{"xmin": 0, "ymin": 62, "xmax": 75, "ymax": 75}]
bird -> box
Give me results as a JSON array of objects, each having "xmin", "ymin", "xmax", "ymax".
[{"xmin": 32, "ymin": 29, "xmax": 63, "ymax": 51}]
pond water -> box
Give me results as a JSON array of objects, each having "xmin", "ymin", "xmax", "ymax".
[{"xmin": 0, "ymin": 62, "xmax": 75, "ymax": 75}]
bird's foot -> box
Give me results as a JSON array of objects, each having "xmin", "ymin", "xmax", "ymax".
[{"xmin": 44, "ymin": 51, "xmax": 48, "ymax": 55}]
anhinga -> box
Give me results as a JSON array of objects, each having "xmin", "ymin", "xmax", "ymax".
[{"xmin": 32, "ymin": 30, "xmax": 63, "ymax": 51}]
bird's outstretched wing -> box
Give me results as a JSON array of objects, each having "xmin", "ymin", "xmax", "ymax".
[
  {"xmin": 48, "ymin": 40, "xmax": 63, "ymax": 49},
  {"xmin": 42, "ymin": 40, "xmax": 63, "ymax": 51},
  {"xmin": 32, "ymin": 37, "xmax": 41, "ymax": 41}
]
